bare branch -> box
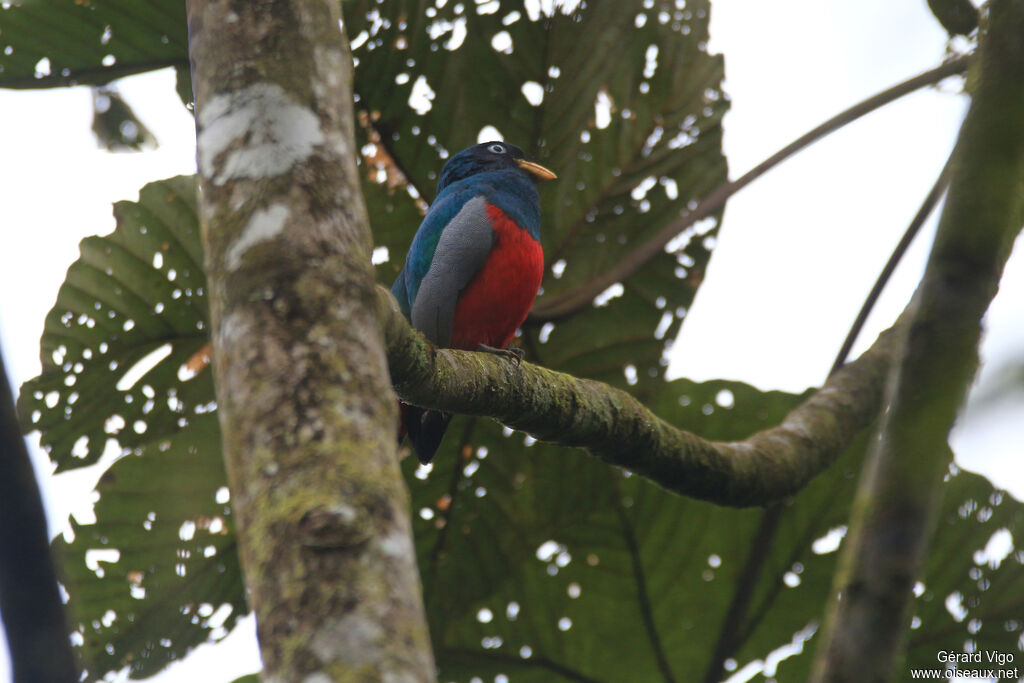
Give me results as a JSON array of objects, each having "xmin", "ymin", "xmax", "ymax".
[
  {"xmin": 529, "ymin": 54, "xmax": 970, "ymax": 322},
  {"xmin": 830, "ymin": 148, "xmax": 956, "ymax": 375}
]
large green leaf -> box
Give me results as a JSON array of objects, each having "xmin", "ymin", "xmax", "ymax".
[
  {"xmin": 20, "ymin": 177, "xmax": 1023, "ymax": 679},
  {"xmin": 14, "ymin": 177, "xmax": 232, "ymax": 679},
  {"xmin": 2, "ymin": 0, "xmax": 726, "ymax": 392},
  {"xmin": 56, "ymin": 414, "xmax": 244, "ymax": 680},
  {"xmin": 18, "ymin": 175, "xmax": 211, "ymax": 472},
  {"xmin": 346, "ymin": 0, "xmax": 728, "ymax": 394},
  {"xmin": 906, "ymin": 469, "xmax": 1024, "ymax": 670},
  {"xmin": 762, "ymin": 465, "xmax": 1024, "ymax": 683},
  {"xmin": 12, "ymin": 1, "xmax": 1022, "ymax": 680},
  {"xmin": 3, "ymin": 0, "xmax": 729, "ymax": 397},
  {"xmin": 416, "ymin": 380, "xmax": 801, "ymax": 682},
  {"xmin": 0, "ymin": 0, "xmax": 187, "ymax": 89},
  {"xmin": 427, "ymin": 399, "xmax": 1024, "ymax": 683}
]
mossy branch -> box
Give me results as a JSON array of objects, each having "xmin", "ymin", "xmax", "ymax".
[
  {"xmin": 811, "ymin": 1, "xmax": 1024, "ymax": 679},
  {"xmin": 377, "ymin": 286, "xmax": 901, "ymax": 508}
]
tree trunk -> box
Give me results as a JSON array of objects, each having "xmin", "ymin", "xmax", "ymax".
[{"xmin": 186, "ymin": 1, "xmax": 435, "ymax": 679}]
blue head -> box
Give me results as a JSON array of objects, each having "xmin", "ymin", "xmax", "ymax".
[{"xmin": 437, "ymin": 141, "xmax": 557, "ymax": 193}]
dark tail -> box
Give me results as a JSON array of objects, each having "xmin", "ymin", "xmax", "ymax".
[{"xmin": 400, "ymin": 404, "xmax": 453, "ymax": 464}]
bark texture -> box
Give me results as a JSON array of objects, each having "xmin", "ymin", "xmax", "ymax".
[
  {"xmin": 377, "ymin": 285, "xmax": 901, "ymax": 507},
  {"xmin": 186, "ymin": 1, "xmax": 434, "ymax": 680},
  {"xmin": 811, "ymin": 2, "xmax": 1024, "ymax": 681}
]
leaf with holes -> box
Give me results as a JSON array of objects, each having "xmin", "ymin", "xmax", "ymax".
[
  {"xmin": 763, "ymin": 466, "xmax": 1024, "ymax": 683},
  {"xmin": 11, "ymin": 1, "xmax": 1021, "ymax": 680},
  {"xmin": 18, "ymin": 175, "xmax": 211, "ymax": 471},
  {"xmin": 91, "ymin": 86, "xmax": 158, "ymax": 151},
  {"xmin": 2, "ymin": 0, "xmax": 726, "ymax": 393},
  {"xmin": 904, "ymin": 474, "xmax": 1024, "ymax": 673},
  {"xmin": 0, "ymin": 0, "xmax": 188, "ymax": 89},
  {"xmin": 344, "ymin": 0, "xmax": 728, "ymax": 394},
  {"xmin": 422, "ymin": 383, "xmax": 1024, "ymax": 683},
  {"xmin": 421, "ymin": 378, "xmax": 807, "ymax": 682},
  {"xmin": 56, "ymin": 414, "xmax": 244, "ymax": 680}
]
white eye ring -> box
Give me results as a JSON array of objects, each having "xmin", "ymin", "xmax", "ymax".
[{"xmin": 487, "ymin": 143, "xmax": 506, "ymax": 154}]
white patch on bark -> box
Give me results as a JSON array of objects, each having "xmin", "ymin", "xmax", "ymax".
[
  {"xmin": 313, "ymin": 46, "xmax": 345, "ymax": 96},
  {"xmin": 312, "ymin": 613, "xmax": 384, "ymax": 666},
  {"xmin": 383, "ymin": 670, "xmax": 420, "ymax": 683},
  {"xmin": 226, "ymin": 204, "xmax": 290, "ymax": 271},
  {"xmin": 301, "ymin": 675, "xmax": 332, "ymax": 683},
  {"xmin": 378, "ymin": 529, "xmax": 415, "ymax": 560},
  {"xmin": 198, "ymin": 83, "xmax": 324, "ymax": 185},
  {"xmin": 218, "ymin": 311, "xmax": 250, "ymax": 348}
]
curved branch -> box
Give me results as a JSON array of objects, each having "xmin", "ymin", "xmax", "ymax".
[
  {"xmin": 378, "ymin": 286, "xmax": 900, "ymax": 508},
  {"xmin": 529, "ymin": 54, "xmax": 970, "ymax": 323}
]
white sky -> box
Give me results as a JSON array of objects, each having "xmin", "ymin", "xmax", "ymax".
[{"xmin": 0, "ymin": 0, "xmax": 1020, "ymax": 680}]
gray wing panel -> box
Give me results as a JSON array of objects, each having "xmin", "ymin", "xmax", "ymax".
[{"xmin": 411, "ymin": 196, "xmax": 494, "ymax": 347}]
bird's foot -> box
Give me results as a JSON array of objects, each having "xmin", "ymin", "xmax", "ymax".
[{"xmin": 476, "ymin": 343, "xmax": 525, "ymax": 365}]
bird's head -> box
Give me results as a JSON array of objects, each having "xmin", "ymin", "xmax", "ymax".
[{"xmin": 436, "ymin": 141, "xmax": 557, "ymax": 192}]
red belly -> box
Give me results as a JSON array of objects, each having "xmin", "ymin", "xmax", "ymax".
[{"xmin": 450, "ymin": 204, "xmax": 544, "ymax": 350}]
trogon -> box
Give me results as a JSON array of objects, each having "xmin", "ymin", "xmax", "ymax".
[{"xmin": 391, "ymin": 141, "xmax": 557, "ymax": 463}]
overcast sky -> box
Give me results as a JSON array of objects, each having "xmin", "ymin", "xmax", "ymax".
[{"xmin": 0, "ymin": 0, "xmax": 1018, "ymax": 681}]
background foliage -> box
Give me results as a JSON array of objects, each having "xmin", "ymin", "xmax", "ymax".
[{"xmin": 3, "ymin": 0, "xmax": 1021, "ymax": 681}]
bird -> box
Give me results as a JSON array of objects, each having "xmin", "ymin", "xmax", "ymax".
[{"xmin": 391, "ymin": 141, "xmax": 557, "ymax": 464}]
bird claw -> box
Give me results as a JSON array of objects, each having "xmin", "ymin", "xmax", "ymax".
[{"xmin": 476, "ymin": 343, "xmax": 525, "ymax": 365}]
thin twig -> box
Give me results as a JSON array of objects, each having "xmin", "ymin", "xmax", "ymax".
[
  {"xmin": 529, "ymin": 54, "xmax": 970, "ymax": 322},
  {"xmin": 828, "ymin": 151, "xmax": 956, "ymax": 376}
]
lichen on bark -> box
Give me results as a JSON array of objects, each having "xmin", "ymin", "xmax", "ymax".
[{"xmin": 187, "ymin": 0, "xmax": 435, "ymax": 680}]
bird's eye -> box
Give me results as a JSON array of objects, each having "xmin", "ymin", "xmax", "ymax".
[{"xmin": 487, "ymin": 143, "xmax": 506, "ymax": 154}]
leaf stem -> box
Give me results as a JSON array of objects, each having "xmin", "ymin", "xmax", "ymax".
[
  {"xmin": 529, "ymin": 54, "xmax": 970, "ymax": 322},
  {"xmin": 701, "ymin": 503, "xmax": 784, "ymax": 683},
  {"xmin": 810, "ymin": 3, "xmax": 1024, "ymax": 676},
  {"xmin": 829, "ymin": 149, "xmax": 956, "ymax": 376},
  {"xmin": 614, "ymin": 496, "xmax": 678, "ymax": 683}
]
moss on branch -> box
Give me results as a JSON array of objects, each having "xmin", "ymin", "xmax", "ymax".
[
  {"xmin": 811, "ymin": 2, "xmax": 1024, "ymax": 679},
  {"xmin": 189, "ymin": 1, "xmax": 434, "ymax": 679},
  {"xmin": 377, "ymin": 287, "xmax": 900, "ymax": 508}
]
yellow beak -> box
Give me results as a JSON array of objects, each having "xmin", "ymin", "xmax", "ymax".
[{"xmin": 517, "ymin": 158, "xmax": 557, "ymax": 181}]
